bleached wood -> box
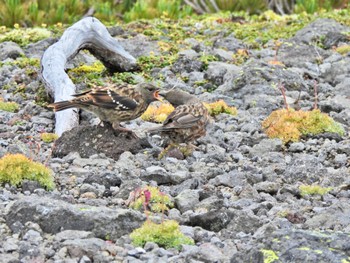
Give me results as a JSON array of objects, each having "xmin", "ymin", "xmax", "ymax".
[{"xmin": 40, "ymin": 16, "xmax": 138, "ymax": 136}]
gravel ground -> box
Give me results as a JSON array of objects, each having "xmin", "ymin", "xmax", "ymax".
[{"xmin": 0, "ymin": 17, "xmax": 350, "ymax": 263}]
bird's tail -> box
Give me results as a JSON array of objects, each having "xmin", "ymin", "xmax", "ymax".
[
  {"xmin": 147, "ymin": 126, "xmax": 171, "ymax": 134},
  {"xmin": 47, "ymin": 101, "xmax": 76, "ymax": 112}
]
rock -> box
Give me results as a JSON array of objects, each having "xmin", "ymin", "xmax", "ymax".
[
  {"xmin": 213, "ymin": 34, "xmax": 244, "ymax": 51},
  {"xmin": 250, "ymin": 138, "xmax": 283, "ymax": 157},
  {"xmin": 289, "ymin": 142, "xmax": 305, "ymax": 152},
  {"xmin": 258, "ymin": 229, "xmax": 350, "ymax": 263},
  {"xmin": 175, "ymin": 189, "xmax": 200, "ymax": 213},
  {"xmin": 6, "ymin": 196, "xmax": 144, "ymax": 239},
  {"xmin": 54, "ymin": 230, "xmax": 94, "ymax": 242},
  {"xmin": 204, "ymin": 62, "xmax": 240, "ymax": 86},
  {"xmin": 189, "ymin": 208, "xmax": 234, "ymax": 232},
  {"xmin": 52, "ymin": 124, "xmax": 151, "ymax": 161},
  {"xmin": 119, "ymin": 34, "xmax": 160, "ymax": 58},
  {"xmin": 304, "ymin": 202, "xmax": 350, "ymax": 230},
  {"xmin": 0, "ymin": 41, "xmax": 24, "ymax": 60},
  {"xmin": 254, "ymin": 181, "xmax": 280, "ymax": 194},
  {"xmin": 192, "ymin": 242, "xmax": 229, "ymax": 262},
  {"xmin": 83, "ymin": 172, "xmax": 122, "ymax": 189},
  {"xmin": 225, "ymin": 209, "xmax": 262, "ymax": 235},
  {"xmin": 292, "ymin": 18, "xmax": 350, "ymax": 45}
]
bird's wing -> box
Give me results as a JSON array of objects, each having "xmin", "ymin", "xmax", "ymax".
[
  {"xmin": 162, "ymin": 106, "xmax": 202, "ymax": 129},
  {"xmin": 71, "ymin": 85, "xmax": 138, "ymax": 111}
]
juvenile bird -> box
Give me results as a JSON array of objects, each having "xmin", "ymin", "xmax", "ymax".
[
  {"xmin": 149, "ymin": 89, "xmax": 210, "ymax": 145},
  {"xmin": 48, "ymin": 83, "xmax": 161, "ymax": 134}
]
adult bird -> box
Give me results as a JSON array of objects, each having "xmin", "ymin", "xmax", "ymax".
[{"xmin": 48, "ymin": 83, "xmax": 161, "ymax": 135}]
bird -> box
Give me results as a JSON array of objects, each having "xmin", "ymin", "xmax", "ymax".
[
  {"xmin": 149, "ymin": 88, "xmax": 210, "ymax": 146},
  {"xmin": 48, "ymin": 83, "xmax": 161, "ymax": 135}
]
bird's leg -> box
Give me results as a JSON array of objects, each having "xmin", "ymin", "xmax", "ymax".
[
  {"xmin": 112, "ymin": 122, "xmax": 139, "ymax": 139},
  {"xmin": 158, "ymin": 143, "xmax": 178, "ymax": 159}
]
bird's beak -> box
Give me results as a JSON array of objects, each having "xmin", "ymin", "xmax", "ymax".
[{"xmin": 154, "ymin": 90, "xmax": 163, "ymax": 102}]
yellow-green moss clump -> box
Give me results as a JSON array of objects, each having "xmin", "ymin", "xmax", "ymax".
[
  {"xmin": 0, "ymin": 154, "xmax": 55, "ymax": 190},
  {"xmin": 0, "ymin": 27, "xmax": 51, "ymax": 46},
  {"xmin": 262, "ymin": 109, "xmax": 345, "ymax": 144},
  {"xmin": 261, "ymin": 249, "xmax": 279, "ymax": 263},
  {"xmin": 299, "ymin": 185, "xmax": 332, "ymax": 197},
  {"xmin": 128, "ymin": 186, "xmax": 173, "ymax": 213},
  {"xmin": 141, "ymin": 103, "xmax": 175, "ymax": 123},
  {"xmin": 40, "ymin": 133, "xmax": 59, "ymax": 143},
  {"xmin": 335, "ymin": 45, "xmax": 350, "ymax": 55},
  {"xmin": 130, "ymin": 220, "xmax": 194, "ymax": 249},
  {"xmin": 0, "ymin": 101, "xmax": 19, "ymax": 112},
  {"xmin": 204, "ymin": 100, "xmax": 237, "ymax": 116}
]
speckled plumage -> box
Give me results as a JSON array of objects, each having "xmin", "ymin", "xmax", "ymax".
[
  {"xmin": 48, "ymin": 83, "xmax": 160, "ymax": 130},
  {"xmin": 150, "ymin": 89, "xmax": 210, "ymax": 144}
]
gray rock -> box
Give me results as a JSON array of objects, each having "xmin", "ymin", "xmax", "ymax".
[
  {"xmin": 289, "ymin": 142, "xmax": 305, "ymax": 152},
  {"xmin": 189, "ymin": 208, "xmax": 234, "ymax": 232},
  {"xmin": 0, "ymin": 41, "xmax": 24, "ymax": 60},
  {"xmin": 192, "ymin": 242, "xmax": 229, "ymax": 262},
  {"xmin": 213, "ymin": 35, "xmax": 244, "ymax": 51},
  {"xmin": 305, "ymin": 202, "xmax": 350, "ymax": 230},
  {"xmin": 175, "ymin": 189, "xmax": 200, "ymax": 213},
  {"xmin": 292, "ymin": 18, "xmax": 350, "ymax": 45},
  {"xmin": 3, "ymin": 237, "xmax": 19, "ymax": 252},
  {"xmin": 119, "ymin": 34, "xmax": 160, "ymax": 58},
  {"xmin": 54, "ymin": 230, "xmax": 94, "ymax": 242},
  {"xmin": 205, "ymin": 62, "xmax": 240, "ymax": 86},
  {"xmin": 6, "ymin": 196, "xmax": 144, "ymax": 239},
  {"xmin": 250, "ymin": 138, "xmax": 283, "ymax": 157},
  {"xmin": 254, "ymin": 181, "xmax": 280, "ymax": 194},
  {"xmin": 212, "ymin": 48, "xmax": 234, "ymax": 62}
]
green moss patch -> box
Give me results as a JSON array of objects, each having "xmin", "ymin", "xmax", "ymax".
[
  {"xmin": 0, "ymin": 154, "xmax": 55, "ymax": 190},
  {"xmin": 0, "ymin": 101, "xmax": 19, "ymax": 112},
  {"xmin": 130, "ymin": 220, "xmax": 194, "ymax": 249},
  {"xmin": 262, "ymin": 109, "xmax": 345, "ymax": 144}
]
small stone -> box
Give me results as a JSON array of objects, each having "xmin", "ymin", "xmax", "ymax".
[
  {"xmin": 175, "ymin": 189, "xmax": 200, "ymax": 213},
  {"xmin": 289, "ymin": 142, "xmax": 305, "ymax": 152}
]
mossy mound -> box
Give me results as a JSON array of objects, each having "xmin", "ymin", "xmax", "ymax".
[
  {"xmin": 130, "ymin": 220, "xmax": 194, "ymax": 249},
  {"xmin": 0, "ymin": 154, "xmax": 55, "ymax": 190},
  {"xmin": 262, "ymin": 109, "xmax": 345, "ymax": 144}
]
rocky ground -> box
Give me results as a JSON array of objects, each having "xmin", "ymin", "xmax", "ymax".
[{"xmin": 0, "ymin": 16, "xmax": 350, "ymax": 263}]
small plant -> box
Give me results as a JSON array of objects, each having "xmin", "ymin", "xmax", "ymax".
[
  {"xmin": 141, "ymin": 103, "xmax": 175, "ymax": 123},
  {"xmin": 0, "ymin": 101, "xmax": 19, "ymax": 112},
  {"xmin": 40, "ymin": 133, "xmax": 58, "ymax": 143},
  {"xmin": 299, "ymin": 185, "xmax": 332, "ymax": 197},
  {"xmin": 130, "ymin": 219, "xmax": 194, "ymax": 249},
  {"xmin": 127, "ymin": 186, "xmax": 174, "ymax": 213},
  {"xmin": 204, "ymin": 100, "xmax": 237, "ymax": 116},
  {"xmin": 0, "ymin": 154, "xmax": 55, "ymax": 190}
]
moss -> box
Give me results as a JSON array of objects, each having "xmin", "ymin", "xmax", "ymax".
[
  {"xmin": 0, "ymin": 101, "xmax": 19, "ymax": 112},
  {"xmin": 204, "ymin": 100, "xmax": 237, "ymax": 116},
  {"xmin": 40, "ymin": 133, "xmax": 59, "ymax": 143},
  {"xmin": 341, "ymin": 259, "xmax": 350, "ymax": 263},
  {"xmin": 0, "ymin": 28, "xmax": 51, "ymax": 46},
  {"xmin": 130, "ymin": 220, "xmax": 194, "ymax": 249},
  {"xmin": 298, "ymin": 247, "xmax": 311, "ymax": 251},
  {"xmin": 68, "ymin": 61, "xmax": 106, "ymax": 84},
  {"xmin": 335, "ymin": 45, "xmax": 350, "ymax": 55},
  {"xmin": 299, "ymin": 185, "xmax": 332, "ymax": 197},
  {"xmin": 261, "ymin": 249, "xmax": 279, "ymax": 263},
  {"xmin": 128, "ymin": 186, "xmax": 173, "ymax": 213},
  {"xmin": 141, "ymin": 103, "xmax": 175, "ymax": 123},
  {"xmin": 0, "ymin": 154, "xmax": 55, "ymax": 190},
  {"xmin": 262, "ymin": 109, "xmax": 345, "ymax": 144}
]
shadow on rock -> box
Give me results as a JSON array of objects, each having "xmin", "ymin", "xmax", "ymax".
[{"xmin": 52, "ymin": 124, "xmax": 151, "ymax": 160}]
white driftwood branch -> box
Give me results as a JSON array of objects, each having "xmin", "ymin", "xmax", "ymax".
[{"xmin": 40, "ymin": 16, "xmax": 138, "ymax": 136}]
